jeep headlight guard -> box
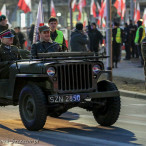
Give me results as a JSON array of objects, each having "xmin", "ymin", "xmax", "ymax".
[
  {"xmin": 92, "ymin": 65, "xmax": 101, "ymax": 74},
  {"xmin": 47, "ymin": 67, "xmax": 56, "ymax": 76}
]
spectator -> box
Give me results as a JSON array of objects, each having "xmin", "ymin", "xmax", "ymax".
[
  {"xmin": 134, "ymin": 19, "xmax": 145, "ymax": 67},
  {"xmin": 112, "ymin": 22, "xmax": 123, "ymax": 68},
  {"xmin": 14, "ymin": 26, "xmax": 26, "ymax": 49},
  {"xmin": 28, "ymin": 24, "xmax": 35, "ymax": 45},
  {"xmin": 48, "ymin": 17, "xmax": 66, "ymax": 51},
  {"xmin": 31, "ymin": 25, "xmax": 60, "ymax": 58},
  {"xmin": 123, "ymin": 23, "xmax": 131, "ymax": 60},
  {"xmin": 87, "ymin": 22, "xmax": 103, "ymax": 53},
  {"xmin": 70, "ymin": 22, "xmax": 89, "ymax": 52},
  {"xmin": 128, "ymin": 20, "xmax": 138, "ymax": 58}
]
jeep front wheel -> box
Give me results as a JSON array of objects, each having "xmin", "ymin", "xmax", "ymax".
[
  {"xmin": 19, "ymin": 84, "xmax": 48, "ymax": 131},
  {"xmin": 92, "ymin": 80, "xmax": 121, "ymax": 126}
]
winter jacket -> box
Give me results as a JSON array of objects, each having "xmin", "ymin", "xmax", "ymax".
[{"xmin": 70, "ymin": 29, "xmax": 89, "ymax": 52}]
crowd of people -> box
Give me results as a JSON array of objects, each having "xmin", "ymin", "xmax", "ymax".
[{"xmin": 0, "ymin": 13, "xmax": 146, "ymax": 79}]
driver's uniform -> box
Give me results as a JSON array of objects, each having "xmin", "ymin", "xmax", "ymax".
[
  {"xmin": 0, "ymin": 43, "xmax": 21, "ymax": 79},
  {"xmin": 31, "ymin": 40, "xmax": 60, "ymax": 59}
]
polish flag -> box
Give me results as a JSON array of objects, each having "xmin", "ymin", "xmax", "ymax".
[
  {"xmin": 33, "ymin": 0, "xmax": 44, "ymax": 43},
  {"xmin": 97, "ymin": 1, "xmax": 101, "ymax": 26},
  {"xmin": 72, "ymin": 0, "xmax": 77, "ymax": 12},
  {"xmin": 18, "ymin": 0, "xmax": 31, "ymax": 13},
  {"xmin": 134, "ymin": 0, "xmax": 137, "ymax": 23},
  {"xmin": 0, "ymin": 4, "xmax": 6, "ymax": 16},
  {"xmin": 77, "ymin": 0, "xmax": 82, "ymax": 21},
  {"xmin": 100, "ymin": 0, "xmax": 106, "ymax": 18},
  {"xmin": 114, "ymin": 0, "xmax": 121, "ymax": 17},
  {"xmin": 90, "ymin": 0, "xmax": 96, "ymax": 18},
  {"xmin": 136, "ymin": 2, "xmax": 140, "ymax": 22},
  {"xmin": 143, "ymin": 8, "xmax": 146, "ymax": 27},
  {"xmin": 50, "ymin": 0, "xmax": 56, "ymax": 17},
  {"xmin": 121, "ymin": 0, "xmax": 126, "ymax": 20},
  {"xmin": 81, "ymin": 0, "xmax": 86, "ymax": 7}
]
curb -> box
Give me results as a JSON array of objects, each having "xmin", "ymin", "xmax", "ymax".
[{"xmin": 119, "ymin": 90, "xmax": 146, "ymax": 100}]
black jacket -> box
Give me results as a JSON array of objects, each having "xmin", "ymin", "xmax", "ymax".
[
  {"xmin": 123, "ymin": 27, "xmax": 130, "ymax": 43},
  {"xmin": 0, "ymin": 44, "xmax": 21, "ymax": 79},
  {"xmin": 88, "ymin": 27, "xmax": 103, "ymax": 52},
  {"xmin": 31, "ymin": 41, "xmax": 60, "ymax": 58}
]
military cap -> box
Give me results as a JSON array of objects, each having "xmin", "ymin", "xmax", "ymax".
[
  {"xmin": 39, "ymin": 25, "xmax": 50, "ymax": 33},
  {"xmin": 0, "ymin": 15, "xmax": 6, "ymax": 22},
  {"xmin": 0, "ymin": 29, "xmax": 14, "ymax": 39}
]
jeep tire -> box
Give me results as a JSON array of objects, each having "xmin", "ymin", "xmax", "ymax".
[
  {"xmin": 19, "ymin": 84, "xmax": 48, "ymax": 131},
  {"xmin": 92, "ymin": 80, "xmax": 121, "ymax": 126}
]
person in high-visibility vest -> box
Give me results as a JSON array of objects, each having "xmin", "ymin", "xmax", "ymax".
[
  {"xmin": 48, "ymin": 17, "xmax": 67, "ymax": 51},
  {"xmin": 134, "ymin": 19, "xmax": 145, "ymax": 67},
  {"xmin": 112, "ymin": 22, "xmax": 123, "ymax": 68}
]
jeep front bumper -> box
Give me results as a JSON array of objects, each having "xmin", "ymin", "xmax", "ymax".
[{"xmin": 48, "ymin": 90, "xmax": 120, "ymax": 103}]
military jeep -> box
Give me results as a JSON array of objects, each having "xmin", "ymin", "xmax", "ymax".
[{"xmin": 0, "ymin": 52, "xmax": 120, "ymax": 131}]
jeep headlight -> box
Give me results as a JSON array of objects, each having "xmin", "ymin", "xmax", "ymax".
[
  {"xmin": 47, "ymin": 67, "xmax": 56, "ymax": 76},
  {"xmin": 92, "ymin": 65, "xmax": 101, "ymax": 74}
]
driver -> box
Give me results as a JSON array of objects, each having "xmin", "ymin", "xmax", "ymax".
[
  {"xmin": 31, "ymin": 25, "xmax": 60, "ymax": 58},
  {"xmin": 0, "ymin": 29, "xmax": 21, "ymax": 79}
]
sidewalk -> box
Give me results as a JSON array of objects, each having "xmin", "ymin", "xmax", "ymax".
[
  {"xmin": 112, "ymin": 58, "xmax": 145, "ymax": 81},
  {"xmin": 110, "ymin": 55, "xmax": 146, "ymax": 99}
]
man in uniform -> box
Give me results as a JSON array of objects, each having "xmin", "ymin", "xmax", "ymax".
[
  {"xmin": 134, "ymin": 19, "xmax": 145, "ymax": 67},
  {"xmin": 48, "ymin": 17, "xmax": 67, "ymax": 51},
  {"xmin": 31, "ymin": 25, "xmax": 60, "ymax": 58},
  {"xmin": 0, "ymin": 15, "xmax": 20, "ymax": 47},
  {"xmin": 0, "ymin": 29, "xmax": 21, "ymax": 79}
]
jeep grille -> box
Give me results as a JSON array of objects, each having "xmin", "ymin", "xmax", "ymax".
[{"xmin": 57, "ymin": 63, "xmax": 92, "ymax": 91}]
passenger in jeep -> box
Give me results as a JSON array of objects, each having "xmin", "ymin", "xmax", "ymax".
[
  {"xmin": 31, "ymin": 25, "xmax": 60, "ymax": 58},
  {"xmin": 0, "ymin": 29, "xmax": 21, "ymax": 79}
]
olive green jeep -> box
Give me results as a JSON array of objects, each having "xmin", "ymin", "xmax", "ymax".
[{"xmin": 0, "ymin": 52, "xmax": 120, "ymax": 131}]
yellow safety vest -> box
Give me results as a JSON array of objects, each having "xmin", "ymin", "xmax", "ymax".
[
  {"xmin": 54, "ymin": 30, "xmax": 64, "ymax": 45},
  {"xmin": 116, "ymin": 28, "xmax": 122, "ymax": 43},
  {"xmin": 134, "ymin": 25, "xmax": 145, "ymax": 43}
]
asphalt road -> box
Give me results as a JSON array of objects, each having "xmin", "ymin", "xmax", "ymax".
[{"xmin": 0, "ymin": 96, "xmax": 146, "ymax": 146}]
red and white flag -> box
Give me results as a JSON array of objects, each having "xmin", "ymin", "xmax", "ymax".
[
  {"xmin": 33, "ymin": 0, "xmax": 44, "ymax": 43},
  {"xmin": 143, "ymin": 8, "xmax": 146, "ymax": 27},
  {"xmin": 100, "ymin": 0, "xmax": 106, "ymax": 18},
  {"xmin": 114, "ymin": 0, "xmax": 126, "ymax": 20},
  {"xmin": 81, "ymin": 0, "xmax": 86, "ymax": 7},
  {"xmin": 96, "ymin": 1, "xmax": 101, "ymax": 26},
  {"xmin": 114, "ymin": 0, "xmax": 122, "ymax": 17},
  {"xmin": 18, "ymin": 0, "xmax": 31, "ymax": 13},
  {"xmin": 136, "ymin": 2, "xmax": 140, "ymax": 22},
  {"xmin": 121, "ymin": 0, "xmax": 126, "ymax": 20},
  {"xmin": 90, "ymin": 0, "xmax": 96, "ymax": 18},
  {"xmin": 77, "ymin": 0, "xmax": 82, "ymax": 21},
  {"xmin": 72, "ymin": 0, "xmax": 77, "ymax": 12},
  {"xmin": 50, "ymin": 0, "xmax": 56, "ymax": 17},
  {"xmin": 0, "ymin": 4, "xmax": 6, "ymax": 16}
]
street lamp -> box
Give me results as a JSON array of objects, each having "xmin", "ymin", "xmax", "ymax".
[{"xmin": 57, "ymin": 12, "xmax": 61, "ymax": 17}]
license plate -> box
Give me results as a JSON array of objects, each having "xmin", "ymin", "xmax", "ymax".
[{"xmin": 48, "ymin": 94, "xmax": 80, "ymax": 103}]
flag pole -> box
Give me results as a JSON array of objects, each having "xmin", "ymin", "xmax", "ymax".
[{"xmin": 106, "ymin": 0, "xmax": 112, "ymax": 81}]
